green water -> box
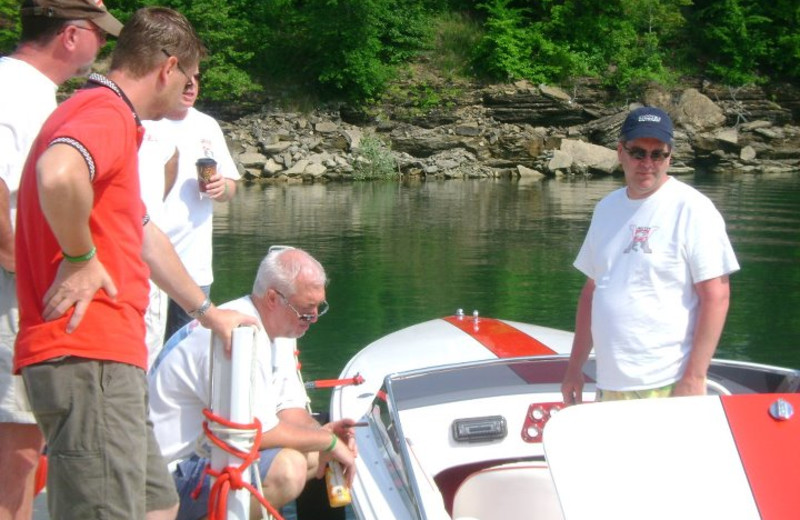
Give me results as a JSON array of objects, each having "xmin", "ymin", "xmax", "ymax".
[{"xmin": 212, "ymin": 173, "xmax": 800, "ymax": 408}]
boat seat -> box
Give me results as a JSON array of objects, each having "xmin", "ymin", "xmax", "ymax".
[{"xmin": 452, "ymin": 462, "xmax": 563, "ymax": 520}]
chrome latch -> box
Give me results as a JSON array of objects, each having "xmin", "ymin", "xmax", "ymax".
[{"xmin": 769, "ymin": 398, "xmax": 794, "ymax": 421}]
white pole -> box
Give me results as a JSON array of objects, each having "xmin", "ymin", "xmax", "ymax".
[{"xmin": 210, "ymin": 326, "xmax": 258, "ymax": 520}]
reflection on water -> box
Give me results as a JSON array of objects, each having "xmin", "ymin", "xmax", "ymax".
[{"xmin": 213, "ymin": 172, "xmax": 800, "ymax": 405}]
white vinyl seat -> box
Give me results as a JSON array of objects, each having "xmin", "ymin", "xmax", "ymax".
[{"xmin": 452, "ymin": 462, "xmax": 563, "ymax": 520}]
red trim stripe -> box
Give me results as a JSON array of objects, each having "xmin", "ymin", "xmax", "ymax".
[
  {"xmin": 443, "ymin": 316, "xmax": 557, "ymax": 358},
  {"xmin": 721, "ymin": 393, "xmax": 800, "ymax": 520}
]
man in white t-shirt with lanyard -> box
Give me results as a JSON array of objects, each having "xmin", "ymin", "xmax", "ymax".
[
  {"xmin": 138, "ymin": 121, "xmax": 179, "ymax": 367},
  {"xmin": 144, "ymin": 67, "xmax": 240, "ymax": 343},
  {"xmin": 148, "ymin": 246, "xmax": 357, "ymax": 520},
  {"xmin": 562, "ymin": 106, "xmax": 740, "ymax": 404}
]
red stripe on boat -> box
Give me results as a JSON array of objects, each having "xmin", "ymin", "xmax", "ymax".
[
  {"xmin": 443, "ymin": 315, "xmax": 556, "ymax": 358},
  {"xmin": 721, "ymin": 393, "xmax": 800, "ymax": 520}
]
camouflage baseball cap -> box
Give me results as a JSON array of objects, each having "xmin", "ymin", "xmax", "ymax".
[{"xmin": 20, "ymin": 0, "xmax": 123, "ymax": 37}]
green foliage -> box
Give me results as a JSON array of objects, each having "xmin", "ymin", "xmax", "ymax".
[
  {"xmin": 428, "ymin": 11, "xmax": 483, "ymax": 78},
  {"xmin": 0, "ymin": 0, "xmax": 20, "ymax": 55},
  {"xmin": 688, "ymin": 0, "xmax": 770, "ymax": 85},
  {"xmin": 742, "ymin": 0, "xmax": 800, "ymax": 81},
  {"xmin": 473, "ymin": 0, "xmax": 536, "ymax": 81},
  {"xmin": 1, "ymin": 0, "xmax": 797, "ymax": 104},
  {"xmin": 352, "ymin": 134, "xmax": 398, "ymax": 181}
]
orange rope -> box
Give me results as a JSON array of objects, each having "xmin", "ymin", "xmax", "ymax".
[
  {"xmin": 304, "ymin": 373, "xmax": 365, "ymax": 389},
  {"xmin": 194, "ymin": 408, "xmax": 285, "ymax": 520}
]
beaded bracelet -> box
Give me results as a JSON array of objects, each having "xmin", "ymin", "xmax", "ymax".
[
  {"xmin": 63, "ymin": 246, "xmax": 96, "ymax": 263},
  {"xmin": 324, "ymin": 434, "xmax": 338, "ymax": 453}
]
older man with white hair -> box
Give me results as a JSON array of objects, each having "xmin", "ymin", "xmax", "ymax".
[{"xmin": 149, "ymin": 246, "xmax": 358, "ymax": 520}]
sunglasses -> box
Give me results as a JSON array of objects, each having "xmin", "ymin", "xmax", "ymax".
[{"xmin": 623, "ymin": 145, "xmax": 671, "ymax": 162}]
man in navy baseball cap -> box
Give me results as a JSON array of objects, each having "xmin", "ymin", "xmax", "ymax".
[
  {"xmin": 617, "ymin": 106, "xmax": 674, "ymax": 199},
  {"xmin": 562, "ymin": 102, "xmax": 739, "ymax": 407}
]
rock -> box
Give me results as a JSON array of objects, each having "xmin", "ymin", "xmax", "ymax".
[
  {"xmin": 715, "ymin": 128, "xmax": 738, "ymax": 145},
  {"xmin": 539, "ymin": 84, "xmax": 572, "ymax": 103},
  {"xmin": 285, "ymin": 159, "xmax": 309, "ymax": 175},
  {"xmin": 263, "ymin": 158, "xmax": 284, "ymax": 175},
  {"xmin": 559, "ymin": 139, "xmax": 619, "ymax": 174},
  {"xmin": 642, "ymin": 85, "xmax": 673, "ymax": 110},
  {"xmin": 548, "ymin": 150, "xmax": 573, "ymax": 171},
  {"xmin": 516, "ymin": 165, "xmax": 545, "ymax": 179},
  {"xmin": 754, "ymin": 128, "xmax": 780, "ymax": 140},
  {"xmin": 305, "ymin": 163, "xmax": 327, "ymax": 177},
  {"xmin": 238, "ymin": 152, "xmax": 267, "ymax": 168},
  {"xmin": 675, "ymin": 89, "xmax": 726, "ymax": 132},
  {"xmin": 262, "ymin": 142, "xmax": 292, "ymax": 154},
  {"xmin": 315, "ymin": 121, "xmax": 338, "ymax": 133},
  {"xmin": 455, "ymin": 124, "xmax": 481, "ymax": 137},
  {"xmin": 740, "ymin": 120, "xmax": 772, "ymax": 132},
  {"xmin": 220, "ymin": 79, "xmax": 797, "ymax": 184}
]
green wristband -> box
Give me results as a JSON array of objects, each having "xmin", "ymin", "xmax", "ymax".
[
  {"xmin": 63, "ymin": 246, "xmax": 97, "ymax": 263},
  {"xmin": 324, "ymin": 434, "xmax": 338, "ymax": 453}
]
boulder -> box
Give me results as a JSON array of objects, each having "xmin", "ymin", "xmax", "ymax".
[
  {"xmin": 559, "ymin": 139, "xmax": 619, "ymax": 174},
  {"xmin": 675, "ymin": 89, "xmax": 726, "ymax": 132}
]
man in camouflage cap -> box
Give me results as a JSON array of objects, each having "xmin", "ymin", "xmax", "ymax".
[{"xmin": 0, "ymin": 1, "xmax": 121, "ymax": 518}]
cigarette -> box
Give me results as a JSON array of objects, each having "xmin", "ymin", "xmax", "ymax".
[{"xmin": 349, "ymin": 422, "xmax": 369, "ymax": 427}]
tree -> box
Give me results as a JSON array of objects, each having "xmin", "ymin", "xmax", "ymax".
[{"xmin": 0, "ymin": 0, "xmax": 20, "ymax": 54}]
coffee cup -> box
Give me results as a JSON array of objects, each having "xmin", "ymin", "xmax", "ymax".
[{"xmin": 196, "ymin": 158, "xmax": 217, "ymax": 193}]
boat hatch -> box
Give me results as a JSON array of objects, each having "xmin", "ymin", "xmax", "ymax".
[{"xmin": 544, "ymin": 394, "xmax": 800, "ymax": 520}]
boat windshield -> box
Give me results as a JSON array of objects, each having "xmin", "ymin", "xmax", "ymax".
[{"xmin": 388, "ymin": 356, "xmax": 573, "ymax": 412}]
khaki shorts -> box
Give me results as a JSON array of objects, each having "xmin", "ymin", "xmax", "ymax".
[
  {"xmin": 0, "ymin": 268, "xmax": 36, "ymax": 424},
  {"xmin": 596, "ymin": 383, "xmax": 675, "ymax": 401},
  {"xmin": 23, "ymin": 358, "xmax": 178, "ymax": 519}
]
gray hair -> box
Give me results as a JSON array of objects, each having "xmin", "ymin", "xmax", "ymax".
[{"xmin": 252, "ymin": 246, "xmax": 327, "ymax": 297}]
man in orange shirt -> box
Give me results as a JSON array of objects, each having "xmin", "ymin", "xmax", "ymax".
[{"xmin": 14, "ymin": 7, "xmax": 255, "ymax": 519}]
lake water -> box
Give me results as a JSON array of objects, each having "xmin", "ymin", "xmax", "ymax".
[
  {"xmin": 33, "ymin": 170, "xmax": 800, "ymax": 519},
  {"xmin": 212, "ymin": 171, "xmax": 800, "ymax": 409}
]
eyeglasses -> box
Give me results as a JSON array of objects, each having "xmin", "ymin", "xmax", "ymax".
[
  {"xmin": 623, "ymin": 145, "xmax": 671, "ymax": 162},
  {"xmin": 269, "ymin": 245, "xmax": 296, "ymax": 254},
  {"xmin": 161, "ymin": 49, "xmax": 191, "ymax": 83},
  {"xmin": 274, "ymin": 290, "xmax": 329, "ymax": 322},
  {"xmin": 61, "ymin": 23, "xmax": 107, "ymax": 41}
]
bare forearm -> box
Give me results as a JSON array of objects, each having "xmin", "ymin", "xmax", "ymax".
[
  {"xmin": 684, "ymin": 278, "xmax": 731, "ymax": 381},
  {"xmin": 567, "ymin": 279, "xmax": 595, "ymax": 370},
  {"xmin": 259, "ymin": 421, "xmax": 333, "ymax": 453},
  {"xmin": 562, "ymin": 278, "xmax": 595, "ymax": 404},
  {"xmin": 217, "ymin": 178, "xmax": 236, "ymax": 202},
  {"xmin": 278, "ymin": 408, "xmax": 319, "ymax": 429},
  {"xmin": 142, "ymin": 221, "xmax": 207, "ymax": 312}
]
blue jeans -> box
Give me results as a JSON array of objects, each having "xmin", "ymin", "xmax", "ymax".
[{"xmin": 173, "ymin": 449, "xmax": 281, "ymax": 520}]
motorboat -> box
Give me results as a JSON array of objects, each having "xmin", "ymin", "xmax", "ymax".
[{"xmin": 329, "ymin": 310, "xmax": 800, "ymax": 520}]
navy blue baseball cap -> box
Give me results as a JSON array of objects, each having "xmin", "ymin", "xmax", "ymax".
[{"xmin": 620, "ymin": 106, "xmax": 673, "ymax": 145}]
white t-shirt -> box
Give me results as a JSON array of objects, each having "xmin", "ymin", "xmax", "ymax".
[
  {"xmin": 147, "ymin": 296, "xmax": 310, "ymax": 462},
  {"xmin": 574, "ymin": 177, "xmax": 740, "ymax": 391},
  {"xmin": 138, "ymin": 122, "xmax": 179, "ymax": 365},
  {"xmin": 151, "ymin": 108, "xmax": 240, "ymax": 286},
  {"xmin": 0, "ymin": 57, "xmax": 58, "ymax": 231},
  {"xmin": 138, "ymin": 120, "xmax": 177, "ymax": 227}
]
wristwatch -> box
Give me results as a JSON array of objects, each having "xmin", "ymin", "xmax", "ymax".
[{"xmin": 188, "ymin": 297, "xmax": 212, "ymax": 319}]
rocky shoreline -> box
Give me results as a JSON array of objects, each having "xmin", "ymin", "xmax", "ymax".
[{"xmin": 218, "ymin": 79, "xmax": 800, "ymax": 182}]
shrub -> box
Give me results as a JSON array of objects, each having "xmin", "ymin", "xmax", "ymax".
[{"xmin": 352, "ymin": 134, "xmax": 398, "ymax": 180}]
